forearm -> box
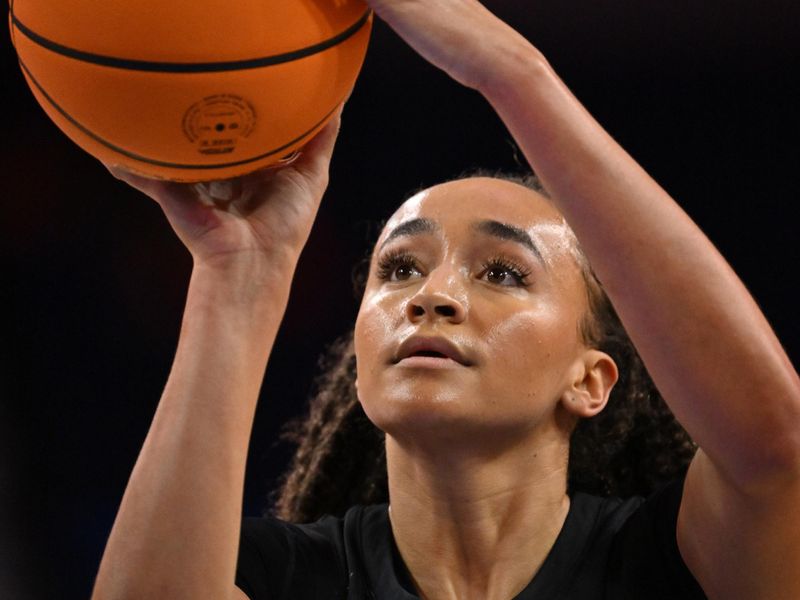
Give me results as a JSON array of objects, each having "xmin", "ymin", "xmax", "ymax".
[
  {"xmin": 91, "ymin": 261, "xmax": 293, "ymax": 600},
  {"xmin": 481, "ymin": 48, "xmax": 800, "ymax": 489}
]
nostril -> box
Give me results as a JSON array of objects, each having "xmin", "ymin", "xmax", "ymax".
[
  {"xmin": 410, "ymin": 305, "xmax": 425, "ymax": 317},
  {"xmin": 435, "ymin": 305, "xmax": 456, "ymax": 317}
]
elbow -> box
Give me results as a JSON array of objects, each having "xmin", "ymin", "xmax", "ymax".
[
  {"xmin": 766, "ymin": 394, "xmax": 800, "ymax": 483},
  {"xmin": 735, "ymin": 416, "xmax": 800, "ymax": 497}
]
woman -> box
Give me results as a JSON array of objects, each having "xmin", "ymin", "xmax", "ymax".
[{"xmin": 91, "ymin": 1, "xmax": 800, "ymax": 599}]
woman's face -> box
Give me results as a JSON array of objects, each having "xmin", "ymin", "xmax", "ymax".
[{"xmin": 354, "ymin": 177, "xmax": 611, "ymax": 447}]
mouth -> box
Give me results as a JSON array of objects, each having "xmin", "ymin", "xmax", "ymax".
[
  {"xmin": 410, "ymin": 350, "xmax": 449, "ymax": 358},
  {"xmin": 393, "ymin": 336, "xmax": 472, "ymax": 367}
]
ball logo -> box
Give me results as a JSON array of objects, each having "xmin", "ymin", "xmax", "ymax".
[{"xmin": 182, "ymin": 94, "xmax": 257, "ymax": 156}]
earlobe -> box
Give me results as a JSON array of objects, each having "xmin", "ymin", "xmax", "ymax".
[{"xmin": 562, "ymin": 350, "xmax": 618, "ymax": 418}]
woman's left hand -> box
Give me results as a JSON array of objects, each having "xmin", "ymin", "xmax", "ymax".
[{"xmin": 365, "ymin": 0, "xmax": 537, "ymax": 92}]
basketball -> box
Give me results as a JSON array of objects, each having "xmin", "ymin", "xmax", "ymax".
[{"xmin": 8, "ymin": 0, "xmax": 372, "ymax": 182}]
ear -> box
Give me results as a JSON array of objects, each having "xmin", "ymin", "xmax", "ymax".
[{"xmin": 560, "ymin": 349, "xmax": 618, "ymax": 418}]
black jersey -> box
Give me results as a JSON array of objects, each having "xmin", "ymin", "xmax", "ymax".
[{"xmin": 235, "ymin": 476, "xmax": 707, "ymax": 599}]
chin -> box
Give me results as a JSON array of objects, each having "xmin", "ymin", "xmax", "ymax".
[
  {"xmin": 361, "ymin": 389, "xmax": 532, "ymax": 451},
  {"xmin": 362, "ymin": 387, "xmax": 472, "ymax": 433}
]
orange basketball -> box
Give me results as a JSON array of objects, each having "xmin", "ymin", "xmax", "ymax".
[{"xmin": 9, "ymin": 1, "xmax": 372, "ymax": 182}]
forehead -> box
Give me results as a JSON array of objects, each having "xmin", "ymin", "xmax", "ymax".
[
  {"xmin": 383, "ymin": 177, "xmax": 563, "ymax": 233},
  {"xmin": 379, "ymin": 178, "xmax": 577, "ymax": 262}
]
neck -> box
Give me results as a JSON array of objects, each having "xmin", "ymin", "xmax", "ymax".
[{"xmin": 385, "ymin": 430, "xmax": 571, "ymax": 600}]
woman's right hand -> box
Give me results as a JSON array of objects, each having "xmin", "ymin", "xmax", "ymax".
[{"xmin": 106, "ymin": 104, "xmax": 343, "ymax": 272}]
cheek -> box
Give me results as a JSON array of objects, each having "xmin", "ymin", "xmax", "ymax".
[
  {"xmin": 354, "ymin": 292, "xmax": 400, "ymax": 382},
  {"xmin": 353, "ymin": 297, "xmax": 399, "ymax": 430},
  {"xmin": 482, "ymin": 304, "xmax": 580, "ymax": 393}
]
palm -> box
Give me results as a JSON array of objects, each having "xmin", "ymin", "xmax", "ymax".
[{"xmin": 108, "ymin": 108, "xmax": 341, "ymax": 266}]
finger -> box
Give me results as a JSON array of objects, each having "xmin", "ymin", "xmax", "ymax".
[
  {"xmin": 104, "ymin": 162, "xmax": 207, "ymax": 225},
  {"xmin": 105, "ymin": 163, "xmax": 160, "ymax": 194}
]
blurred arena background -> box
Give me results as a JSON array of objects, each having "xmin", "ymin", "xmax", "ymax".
[{"xmin": 2, "ymin": 1, "xmax": 799, "ymax": 598}]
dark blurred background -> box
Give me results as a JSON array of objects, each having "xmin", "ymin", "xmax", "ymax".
[{"xmin": 2, "ymin": 1, "xmax": 799, "ymax": 598}]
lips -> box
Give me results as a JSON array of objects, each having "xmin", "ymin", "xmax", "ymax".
[{"xmin": 394, "ymin": 336, "xmax": 472, "ymax": 366}]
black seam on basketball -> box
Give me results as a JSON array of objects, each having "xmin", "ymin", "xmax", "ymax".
[
  {"xmin": 8, "ymin": 0, "xmax": 20, "ymax": 51},
  {"xmin": 10, "ymin": 8, "xmax": 371, "ymax": 73},
  {"xmin": 17, "ymin": 56, "xmax": 341, "ymax": 171}
]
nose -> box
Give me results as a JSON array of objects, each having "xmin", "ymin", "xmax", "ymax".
[{"xmin": 406, "ymin": 269, "xmax": 467, "ymax": 324}]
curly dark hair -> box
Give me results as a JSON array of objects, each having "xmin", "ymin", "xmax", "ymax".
[{"xmin": 270, "ymin": 171, "xmax": 698, "ymax": 523}]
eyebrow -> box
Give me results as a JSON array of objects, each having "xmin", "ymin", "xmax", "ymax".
[
  {"xmin": 473, "ymin": 220, "xmax": 545, "ymax": 264},
  {"xmin": 378, "ymin": 217, "xmax": 545, "ymax": 265},
  {"xmin": 379, "ymin": 218, "xmax": 439, "ymax": 251}
]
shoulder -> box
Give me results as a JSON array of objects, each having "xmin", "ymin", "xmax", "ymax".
[
  {"xmin": 528, "ymin": 477, "xmax": 706, "ymax": 599},
  {"xmin": 235, "ymin": 504, "xmax": 387, "ymax": 600},
  {"xmin": 576, "ymin": 477, "xmax": 708, "ymax": 599}
]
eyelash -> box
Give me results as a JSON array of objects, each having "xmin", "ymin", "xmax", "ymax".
[
  {"xmin": 376, "ymin": 250, "xmax": 419, "ymax": 281},
  {"xmin": 481, "ymin": 256, "xmax": 533, "ymax": 287},
  {"xmin": 375, "ymin": 250, "xmax": 533, "ymax": 287}
]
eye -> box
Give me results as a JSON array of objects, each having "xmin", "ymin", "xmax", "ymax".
[
  {"xmin": 376, "ymin": 250, "xmax": 423, "ymax": 282},
  {"xmin": 480, "ymin": 257, "xmax": 532, "ymax": 287}
]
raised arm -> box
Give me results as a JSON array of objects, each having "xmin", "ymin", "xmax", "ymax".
[
  {"xmin": 365, "ymin": 2, "xmax": 800, "ymax": 598},
  {"xmin": 90, "ymin": 108, "xmax": 342, "ymax": 600}
]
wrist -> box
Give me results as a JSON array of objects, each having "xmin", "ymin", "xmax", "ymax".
[
  {"xmin": 476, "ymin": 38, "xmax": 550, "ymax": 103},
  {"xmin": 188, "ymin": 252, "xmax": 298, "ymax": 314}
]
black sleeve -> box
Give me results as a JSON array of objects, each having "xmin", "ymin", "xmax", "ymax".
[
  {"xmin": 234, "ymin": 516, "xmax": 348, "ymax": 600},
  {"xmin": 606, "ymin": 476, "xmax": 708, "ymax": 599}
]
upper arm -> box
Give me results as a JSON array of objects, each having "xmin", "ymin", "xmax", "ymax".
[{"xmin": 677, "ymin": 449, "xmax": 800, "ymax": 600}]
